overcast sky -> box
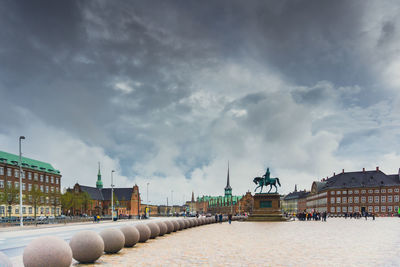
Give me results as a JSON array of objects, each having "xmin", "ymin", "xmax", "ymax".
[{"xmin": 1, "ymin": 0, "xmax": 400, "ymax": 205}]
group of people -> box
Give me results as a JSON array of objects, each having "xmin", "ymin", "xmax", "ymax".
[
  {"xmin": 213, "ymin": 213, "xmax": 233, "ymax": 224},
  {"xmin": 344, "ymin": 212, "xmax": 375, "ymax": 220},
  {"xmin": 294, "ymin": 211, "xmax": 327, "ymax": 221}
]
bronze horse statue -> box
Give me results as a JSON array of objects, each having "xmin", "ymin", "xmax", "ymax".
[{"xmin": 253, "ymin": 168, "xmax": 281, "ymax": 193}]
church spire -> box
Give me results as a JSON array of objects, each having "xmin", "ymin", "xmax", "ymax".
[
  {"xmin": 224, "ymin": 161, "xmax": 232, "ymax": 197},
  {"xmin": 96, "ymin": 162, "xmax": 103, "ymax": 189},
  {"xmin": 191, "ymin": 191, "xmax": 195, "ymax": 202}
]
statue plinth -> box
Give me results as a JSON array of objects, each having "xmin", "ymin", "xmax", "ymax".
[{"xmin": 247, "ymin": 193, "xmax": 288, "ymax": 222}]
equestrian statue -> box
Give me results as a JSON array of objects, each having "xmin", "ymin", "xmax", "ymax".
[{"xmin": 253, "ymin": 168, "xmax": 281, "ymax": 193}]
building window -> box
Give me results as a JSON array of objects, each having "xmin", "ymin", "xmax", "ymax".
[
  {"xmin": 45, "ymin": 176, "xmax": 49, "ymax": 183},
  {"xmin": 342, "ymin": 197, "xmax": 347, "ymax": 203},
  {"xmin": 337, "ymin": 191, "xmax": 341, "ymax": 195},
  {"xmin": 388, "ymin": 196, "xmax": 392, "ymax": 202},
  {"xmin": 40, "ymin": 207, "xmax": 44, "ymax": 214},
  {"xmin": 0, "ymin": 180, "xmax": 3, "ymax": 188},
  {"xmin": 374, "ymin": 189, "xmax": 379, "ymax": 193},
  {"xmin": 354, "ymin": 206, "xmax": 359, "ymax": 212},
  {"xmin": 0, "ymin": 167, "xmax": 3, "ymax": 175},
  {"xmin": 368, "ymin": 206, "xmax": 373, "ymax": 212},
  {"xmin": 381, "ymin": 206, "xmax": 386, "ymax": 212},
  {"xmin": 388, "ymin": 189, "xmax": 393, "ymax": 193},
  {"xmin": 14, "ymin": 169, "xmax": 19, "ymax": 178},
  {"xmin": 45, "ymin": 207, "xmax": 49, "ymax": 213},
  {"xmin": 348, "ymin": 190, "xmax": 353, "ymax": 194},
  {"xmin": 15, "ymin": 182, "xmax": 19, "ymax": 189},
  {"xmin": 40, "ymin": 196, "xmax": 44, "ymax": 203},
  {"xmin": 395, "ymin": 206, "xmax": 399, "ymax": 212},
  {"xmin": 45, "ymin": 186, "xmax": 49, "ymax": 193},
  {"xmin": 395, "ymin": 188, "xmax": 399, "ymax": 193},
  {"xmin": 361, "ymin": 197, "xmax": 366, "ymax": 203},
  {"xmin": 7, "ymin": 181, "xmax": 12, "ymax": 188},
  {"xmin": 336, "ymin": 207, "xmax": 341, "ymax": 212},
  {"xmin": 40, "ymin": 175, "xmax": 44, "ymax": 182},
  {"xmin": 331, "ymin": 191, "xmax": 335, "ymax": 195},
  {"xmin": 354, "ymin": 190, "xmax": 359, "ymax": 194},
  {"xmin": 51, "ymin": 177, "xmax": 54, "ymax": 183},
  {"xmin": 56, "ymin": 187, "xmax": 59, "ymax": 193},
  {"xmin": 21, "ymin": 171, "xmax": 25, "ymax": 179},
  {"xmin": 361, "ymin": 190, "xmax": 366, "ymax": 194},
  {"xmin": 368, "ymin": 196, "xmax": 373, "ymax": 203},
  {"xmin": 342, "ymin": 191, "xmax": 347, "ymax": 194},
  {"xmin": 22, "ymin": 207, "xmax": 26, "ymax": 214},
  {"xmin": 348, "ymin": 197, "xmax": 353, "ymax": 203},
  {"xmin": 381, "ymin": 189, "xmax": 386, "ymax": 193},
  {"xmin": 46, "ymin": 197, "xmax": 49, "ymax": 204},
  {"xmin": 15, "ymin": 208, "xmax": 19, "ymax": 213},
  {"xmin": 354, "ymin": 197, "xmax": 359, "ymax": 203},
  {"xmin": 40, "ymin": 185, "xmax": 44, "ymax": 192},
  {"xmin": 368, "ymin": 189, "xmax": 373, "ymax": 193},
  {"xmin": 394, "ymin": 195, "xmax": 399, "ymax": 202},
  {"xmin": 28, "ymin": 172, "xmax": 32, "ymax": 180},
  {"xmin": 7, "ymin": 169, "xmax": 12, "ymax": 176},
  {"xmin": 28, "ymin": 195, "xmax": 32, "ymax": 202},
  {"xmin": 22, "ymin": 183, "xmax": 26, "ymax": 190},
  {"xmin": 34, "ymin": 173, "xmax": 38, "ymax": 181},
  {"xmin": 374, "ymin": 206, "xmax": 379, "ymax": 212},
  {"xmin": 330, "ymin": 197, "xmax": 335, "ymax": 204},
  {"xmin": 28, "ymin": 184, "xmax": 32, "ymax": 191},
  {"xmin": 381, "ymin": 196, "xmax": 386, "ymax": 203},
  {"xmin": 51, "ymin": 187, "xmax": 54, "ymax": 193},
  {"xmin": 342, "ymin": 206, "xmax": 347, "ymax": 212},
  {"xmin": 348, "ymin": 206, "xmax": 353, "ymax": 212},
  {"xmin": 388, "ymin": 206, "xmax": 393, "ymax": 212},
  {"xmin": 336, "ymin": 197, "xmax": 341, "ymax": 203},
  {"xmin": 56, "ymin": 208, "xmax": 60, "ymax": 214}
]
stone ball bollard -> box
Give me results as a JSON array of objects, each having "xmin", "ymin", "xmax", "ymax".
[
  {"xmin": 0, "ymin": 251, "xmax": 12, "ymax": 267},
  {"xmin": 69, "ymin": 230, "xmax": 104, "ymax": 263},
  {"xmin": 157, "ymin": 221, "xmax": 168, "ymax": 236},
  {"xmin": 177, "ymin": 220, "xmax": 185, "ymax": 230},
  {"xmin": 192, "ymin": 218, "xmax": 198, "ymax": 227},
  {"xmin": 147, "ymin": 222, "xmax": 161, "ymax": 239},
  {"xmin": 183, "ymin": 219, "xmax": 191, "ymax": 228},
  {"xmin": 23, "ymin": 236, "xmax": 72, "ymax": 267},
  {"xmin": 171, "ymin": 220, "xmax": 180, "ymax": 231},
  {"xmin": 164, "ymin": 220, "xmax": 174, "ymax": 234},
  {"xmin": 99, "ymin": 228, "xmax": 125, "ymax": 254},
  {"xmin": 196, "ymin": 218, "xmax": 203, "ymax": 226},
  {"xmin": 135, "ymin": 223, "xmax": 151, "ymax": 242},
  {"xmin": 120, "ymin": 225, "xmax": 140, "ymax": 247}
]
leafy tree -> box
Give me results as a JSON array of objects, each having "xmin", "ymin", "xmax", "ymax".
[
  {"xmin": 80, "ymin": 192, "xmax": 92, "ymax": 214},
  {"xmin": 0, "ymin": 183, "xmax": 20, "ymax": 218},
  {"xmin": 61, "ymin": 191, "xmax": 74, "ymax": 215},
  {"xmin": 24, "ymin": 185, "xmax": 45, "ymax": 225}
]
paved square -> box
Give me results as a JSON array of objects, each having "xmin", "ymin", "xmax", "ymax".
[{"xmin": 76, "ymin": 218, "xmax": 400, "ymax": 266}]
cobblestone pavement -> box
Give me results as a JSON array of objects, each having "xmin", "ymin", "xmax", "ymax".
[{"xmin": 75, "ymin": 217, "xmax": 400, "ymax": 267}]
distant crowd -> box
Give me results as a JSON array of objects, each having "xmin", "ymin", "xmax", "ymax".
[{"xmin": 286, "ymin": 211, "xmax": 378, "ymax": 221}]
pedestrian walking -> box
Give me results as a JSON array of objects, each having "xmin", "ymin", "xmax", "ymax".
[
  {"xmin": 228, "ymin": 213, "xmax": 232, "ymax": 224},
  {"xmin": 219, "ymin": 213, "xmax": 223, "ymax": 223}
]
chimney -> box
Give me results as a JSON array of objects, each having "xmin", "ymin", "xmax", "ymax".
[
  {"xmin": 342, "ymin": 169, "xmax": 344, "ymax": 174},
  {"xmin": 376, "ymin": 166, "xmax": 379, "ymax": 171},
  {"xmin": 363, "ymin": 168, "xmax": 365, "ymax": 172},
  {"xmin": 333, "ymin": 172, "xmax": 335, "ymax": 176}
]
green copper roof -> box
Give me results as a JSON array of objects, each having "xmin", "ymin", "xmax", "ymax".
[{"xmin": 0, "ymin": 150, "xmax": 60, "ymax": 174}]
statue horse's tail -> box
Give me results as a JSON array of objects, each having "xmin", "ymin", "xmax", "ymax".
[{"xmin": 276, "ymin": 178, "xmax": 281, "ymax": 186}]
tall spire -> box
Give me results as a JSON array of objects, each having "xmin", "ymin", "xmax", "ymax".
[
  {"xmin": 191, "ymin": 191, "xmax": 195, "ymax": 202},
  {"xmin": 294, "ymin": 184, "xmax": 297, "ymax": 192},
  {"xmin": 224, "ymin": 161, "xmax": 232, "ymax": 197},
  {"xmin": 96, "ymin": 162, "xmax": 103, "ymax": 189}
]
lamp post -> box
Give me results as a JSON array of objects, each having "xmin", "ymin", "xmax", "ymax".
[
  {"xmin": 146, "ymin": 182, "xmax": 149, "ymax": 218},
  {"xmin": 19, "ymin": 136, "xmax": 25, "ymax": 227},
  {"xmin": 111, "ymin": 170, "xmax": 115, "ymax": 221},
  {"xmin": 171, "ymin": 190, "xmax": 174, "ymax": 216}
]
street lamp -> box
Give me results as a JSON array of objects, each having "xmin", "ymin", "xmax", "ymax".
[
  {"xmin": 146, "ymin": 182, "xmax": 149, "ymax": 218},
  {"xmin": 19, "ymin": 136, "xmax": 25, "ymax": 227},
  {"xmin": 171, "ymin": 190, "xmax": 174, "ymax": 216},
  {"xmin": 111, "ymin": 170, "xmax": 115, "ymax": 221}
]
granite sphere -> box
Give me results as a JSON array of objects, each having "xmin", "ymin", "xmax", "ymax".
[
  {"xmin": 23, "ymin": 236, "xmax": 72, "ymax": 267},
  {"xmin": 99, "ymin": 228, "xmax": 125, "ymax": 254},
  {"xmin": 120, "ymin": 225, "xmax": 140, "ymax": 247},
  {"xmin": 171, "ymin": 220, "xmax": 180, "ymax": 231},
  {"xmin": 69, "ymin": 230, "xmax": 104, "ymax": 263},
  {"xmin": 192, "ymin": 218, "xmax": 198, "ymax": 227},
  {"xmin": 0, "ymin": 251, "xmax": 12, "ymax": 267},
  {"xmin": 157, "ymin": 221, "xmax": 168, "ymax": 236},
  {"xmin": 183, "ymin": 220, "xmax": 190, "ymax": 228},
  {"xmin": 196, "ymin": 218, "xmax": 203, "ymax": 225},
  {"xmin": 177, "ymin": 220, "xmax": 185, "ymax": 230},
  {"xmin": 147, "ymin": 222, "xmax": 161, "ymax": 239},
  {"xmin": 164, "ymin": 220, "xmax": 174, "ymax": 234},
  {"xmin": 135, "ymin": 223, "xmax": 151, "ymax": 242}
]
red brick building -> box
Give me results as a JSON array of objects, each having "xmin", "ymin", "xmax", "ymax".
[{"xmin": 307, "ymin": 167, "xmax": 400, "ymax": 216}]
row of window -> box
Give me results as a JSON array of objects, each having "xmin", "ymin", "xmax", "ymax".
[
  {"xmin": 0, "ymin": 193, "xmax": 59, "ymax": 204},
  {"xmin": 0, "ymin": 167, "xmax": 59, "ymax": 184},
  {"xmin": 330, "ymin": 206, "xmax": 399, "ymax": 213},
  {"xmin": 0, "ymin": 206, "xmax": 60, "ymax": 215},
  {"xmin": 332, "ymin": 188, "xmax": 399, "ymax": 195},
  {"xmin": 0, "ymin": 180, "xmax": 59, "ymax": 193},
  {"xmin": 330, "ymin": 195, "xmax": 400, "ymax": 204}
]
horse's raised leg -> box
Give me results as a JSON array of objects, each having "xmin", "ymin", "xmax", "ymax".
[
  {"xmin": 254, "ymin": 185, "xmax": 260, "ymax": 192},
  {"xmin": 268, "ymin": 185, "xmax": 272, "ymax": 193},
  {"xmin": 274, "ymin": 184, "xmax": 278, "ymax": 193}
]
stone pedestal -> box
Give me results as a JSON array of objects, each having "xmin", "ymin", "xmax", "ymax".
[{"xmin": 247, "ymin": 193, "xmax": 288, "ymax": 222}]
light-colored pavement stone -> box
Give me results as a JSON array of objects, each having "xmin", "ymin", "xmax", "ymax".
[{"xmin": 74, "ymin": 217, "xmax": 400, "ymax": 267}]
